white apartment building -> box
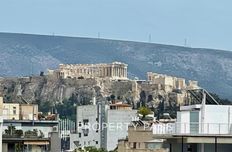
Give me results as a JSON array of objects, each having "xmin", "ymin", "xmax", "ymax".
[
  {"xmin": 152, "ymin": 91, "xmax": 232, "ymax": 152},
  {"xmin": 70, "ymin": 101, "xmax": 137, "ymax": 151}
]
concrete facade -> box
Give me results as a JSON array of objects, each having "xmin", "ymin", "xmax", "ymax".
[
  {"xmin": 118, "ymin": 123, "xmax": 169, "ymax": 152},
  {"xmin": 150, "ymin": 103, "xmax": 232, "ymax": 152},
  {"xmin": 106, "ymin": 105, "xmax": 137, "ymax": 151},
  {"xmin": 20, "ymin": 104, "xmax": 38, "ymax": 120},
  {"xmin": 75, "ymin": 104, "xmax": 101, "ymax": 148},
  {"xmin": 177, "ymin": 104, "xmax": 232, "ymax": 134},
  {"xmin": 1, "ymin": 102, "xmax": 38, "ymax": 121},
  {"xmin": 2, "ymin": 103, "xmax": 20, "ymax": 120},
  {"xmin": 70, "ymin": 102, "xmax": 137, "ymax": 151}
]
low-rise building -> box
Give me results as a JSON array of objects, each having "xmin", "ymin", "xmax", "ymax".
[
  {"xmin": 117, "ymin": 120, "xmax": 169, "ymax": 152},
  {"xmin": 151, "ymin": 92, "xmax": 232, "ymax": 152},
  {"xmin": 70, "ymin": 101, "xmax": 137, "ymax": 151},
  {"xmin": 20, "ymin": 104, "xmax": 38, "ymax": 120},
  {"xmin": 74, "ymin": 104, "xmax": 101, "ymax": 149},
  {"xmin": 2, "ymin": 119, "xmax": 60, "ymax": 152},
  {"xmin": 0, "ymin": 100, "xmax": 38, "ymax": 121},
  {"xmin": 2, "ymin": 103, "xmax": 20, "ymax": 120},
  {"xmin": 106, "ymin": 103, "xmax": 137, "ymax": 151},
  {"xmin": 0, "ymin": 97, "xmax": 61, "ymax": 152}
]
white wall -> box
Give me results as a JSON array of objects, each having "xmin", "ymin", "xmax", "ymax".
[
  {"xmin": 176, "ymin": 105, "xmax": 232, "ymax": 134},
  {"xmin": 106, "ymin": 109, "xmax": 137, "ymax": 151},
  {"xmin": 176, "ymin": 111, "xmax": 190, "ymax": 134},
  {"xmin": 76, "ymin": 105, "xmax": 101, "ymax": 148}
]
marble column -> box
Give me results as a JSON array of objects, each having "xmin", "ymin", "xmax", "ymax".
[
  {"xmin": 124, "ymin": 68, "xmax": 127, "ymax": 78},
  {"xmin": 105, "ymin": 67, "xmax": 108, "ymax": 76},
  {"xmin": 119, "ymin": 67, "xmax": 121, "ymax": 77},
  {"xmin": 110, "ymin": 67, "xmax": 112, "ymax": 77},
  {"xmin": 111, "ymin": 67, "xmax": 113, "ymax": 77},
  {"xmin": 104, "ymin": 67, "xmax": 107, "ymax": 77},
  {"xmin": 118, "ymin": 67, "xmax": 120, "ymax": 77},
  {"xmin": 101, "ymin": 67, "xmax": 104, "ymax": 77},
  {"xmin": 115, "ymin": 67, "xmax": 117, "ymax": 77}
]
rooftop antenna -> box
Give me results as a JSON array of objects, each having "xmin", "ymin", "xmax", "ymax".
[
  {"xmin": 148, "ymin": 34, "xmax": 152, "ymax": 43},
  {"xmin": 184, "ymin": 38, "xmax": 187, "ymax": 47},
  {"xmin": 31, "ymin": 60, "xmax": 33, "ymax": 76}
]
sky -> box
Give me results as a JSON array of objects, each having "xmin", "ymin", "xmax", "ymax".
[{"xmin": 0, "ymin": 0, "xmax": 232, "ymax": 50}]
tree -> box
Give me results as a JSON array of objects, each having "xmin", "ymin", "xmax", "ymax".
[
  {"xmin": 138, "ymin": 106, "xmax": 152, "ymax": 119},
  {"xmin": 77, "ymin": 146, "xmax": 107, "ymax": 152},
  {"xmin": 56, "ymin": 98, "xmax": 76, "ymax": 121}
]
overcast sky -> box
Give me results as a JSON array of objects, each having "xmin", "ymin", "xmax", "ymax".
[{"xmin": 0, "ymin": 0, "xmax": 232, "ymax": 50}]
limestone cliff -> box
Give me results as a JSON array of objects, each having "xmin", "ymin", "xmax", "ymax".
[{"xmin": 0, "ymin": 75, "xmax": 177, "ymax": 113}]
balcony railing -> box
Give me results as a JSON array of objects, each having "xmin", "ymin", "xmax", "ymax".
[{"xmin": 152, "ymin": 122, "xmax": 232, "ymax": 135}]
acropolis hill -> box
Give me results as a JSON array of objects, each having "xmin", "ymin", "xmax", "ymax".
[
  {"xmin": 0, "ymin": 62, "xmax": 200, "ymax": 114},
  {"xmin": 0, "ymin": 32, "xmax": 232, "ymax": 99}
]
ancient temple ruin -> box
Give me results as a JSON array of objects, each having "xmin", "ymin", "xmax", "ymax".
[{"xmin": 48, "ymin": 61, "xmax": 128, "ymax": 80}]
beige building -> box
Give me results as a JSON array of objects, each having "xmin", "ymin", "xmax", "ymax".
[
  {"xmin": 0, "ymin": 98, "xmax": 38, "ymax": 120},
  {"xmin": 20, "ymin": 104, "xmax": 38, "ymax": 120},
  {"xmin": 117, "ymin": 121, "xmax": 168, "ymax": 152},
  {"xmin": 2, "ymin": 103, "xmax": 20, "ymax": 120},
  {"xmin": 147, "ymin": 72, "xmax": 199, "ymax": 91},
  {"xmin": 49, "ymin": 61, "xmax": 128, "ymax": 80}
]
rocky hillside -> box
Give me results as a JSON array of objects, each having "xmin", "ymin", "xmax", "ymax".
[
  {"xmin": 0, "ymin": 76, "xmax": 157, "ymax": 106},
  {"xmin": 0, "ymin": 32, "xmax": 232, "ymax": 99}
]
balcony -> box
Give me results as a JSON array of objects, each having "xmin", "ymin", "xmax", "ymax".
[{"xmin": 152, "ymin": 122, "xmax": 232, "ymax": 135}]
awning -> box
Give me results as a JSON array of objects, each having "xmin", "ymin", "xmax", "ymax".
[{"xmin": 24, "ymin": 141, "xmax": 49, "ymax": 145}]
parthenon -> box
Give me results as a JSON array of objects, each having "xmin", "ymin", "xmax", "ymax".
[{"xmin": 49, "ymin": 62, "xmax": 128, "ymax": 80}]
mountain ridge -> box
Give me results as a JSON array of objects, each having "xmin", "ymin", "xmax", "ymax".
[{"xmin": 0, "ymin": 32, "xmax": 232, "ymax": 99}]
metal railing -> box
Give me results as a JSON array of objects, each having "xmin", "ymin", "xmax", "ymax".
[{"xmin": 152, "ymin": 122, "xmax": 232, "ymax": 135}]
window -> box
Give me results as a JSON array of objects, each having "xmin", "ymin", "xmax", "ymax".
[
  {"xmin": 110, "ymin": 106, "xmax": 116, "ymax": 110},
  {"xmin": 13, "ymin": 107, "xmax": 16, "ymax": 115},
  {"xmin": 79, "ymin": 133, "xmax": 81, "ymax": 138},
  {"xmin": 96, "ymin": 141, "xmax": 98, "ymax": 144},
  {"xmin": 78, "ymin": 122, "xmax": 82, "ymax": 127},
  {"xmin": 83, "ymin": 129, "xmax": 89, "ymax": 136},
  {"xmin": 83, "ymin": 119, "xmax": 89, "ymax": 125}
]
